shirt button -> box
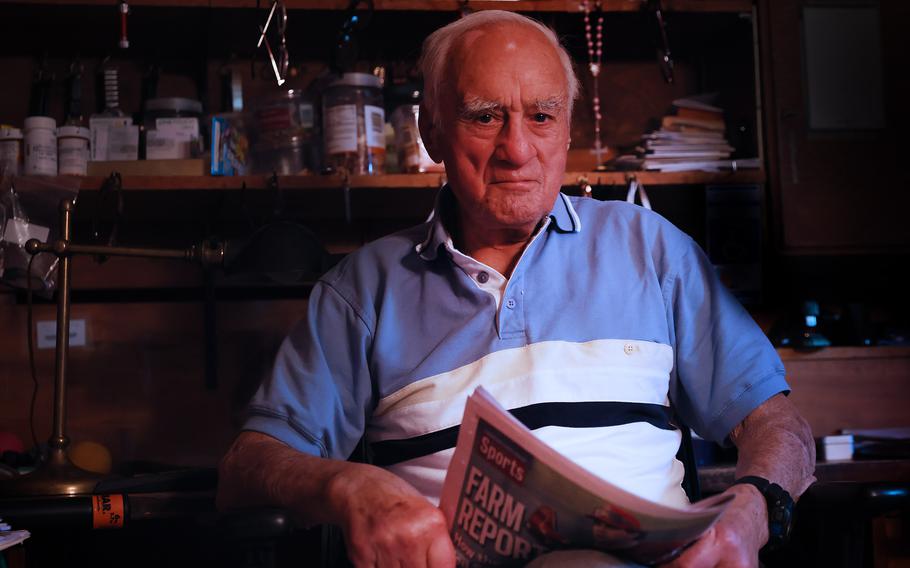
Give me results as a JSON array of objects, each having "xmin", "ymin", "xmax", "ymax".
[
  {"xmin": 624, "ymin": 343, "xmax": 635, "ymax": 355},
  {"xmin": 506, "ymin": 298, "xmax": 516, "ymax": 309},
  {"xmin": 477, "ymin": 271, "xmax": 489, "ymax": 284}
]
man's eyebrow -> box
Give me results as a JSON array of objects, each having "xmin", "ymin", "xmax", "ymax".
[
  {"xmin": 456, "ymin": 96, "xmax": 567, "ymax": 118},
  {"xmin": 457, "ymin": 98, "xmax": 503, "ymax": 118},
  {"xmin": 533, "ymin": 97, "xmax": 567, "ymax": 114}
]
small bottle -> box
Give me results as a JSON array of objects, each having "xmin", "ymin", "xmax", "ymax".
[
  {"xmin": 0, "ymin": 126, "xmax": 24, "ymax": 176},
  {"xmin": 23, "ymin": 116, "xmax": 57, "ymax": 176},
  {"xmin": 57, "ymin": 126, "xmax": 90, "ymax": 175}
]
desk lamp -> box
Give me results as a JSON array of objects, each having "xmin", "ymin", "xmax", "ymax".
[{"xmin": 0, "ymin": 196, "xmax": 327, "ymax": 497}]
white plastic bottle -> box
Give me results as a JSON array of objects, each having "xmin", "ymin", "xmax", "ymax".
[{"xmin": 24, "ymin": 116, "xmax": 58, "ymax": 175}]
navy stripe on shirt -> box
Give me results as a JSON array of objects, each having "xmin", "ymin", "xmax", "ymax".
[{"xmin": 369, "ymin": 401, "xmax": 676, "ymax": 467}]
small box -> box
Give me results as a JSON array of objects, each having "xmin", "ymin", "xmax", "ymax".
[{"xmin": 822, "ymin": 434, "xmax": 854, "ymax": 461}]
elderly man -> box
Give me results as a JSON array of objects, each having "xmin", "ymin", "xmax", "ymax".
[{"xmin": 217, "ymin": 10, "xmax": 815, "ymax": 568}]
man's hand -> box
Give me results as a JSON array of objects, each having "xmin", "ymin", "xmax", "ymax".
[
  {"xmin": 663, "ymin": 393, "xmax": 816, "ymax": 568},
  {"xmin": 217, "ymin": 431, "xmax": 455, "ymax": 568},
  {"xmin": 661, "ymin": 484, "xmax": 767, "ymax": 568},
  {"xmin": 327, "ymin": 462, "xmax": 456, "ymax": 568}
]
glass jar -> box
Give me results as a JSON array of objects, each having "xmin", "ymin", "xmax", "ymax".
[
  {"xmin": 251, "ymin": 89, "xmax": 317, "ymax": 175},
  {"xmin": 391, "ymin": 104, "xmax": 443, "ymax": 174},
  {"xmin": 322, "ymin": 73, "xmax": 385, "ymax": 175}
]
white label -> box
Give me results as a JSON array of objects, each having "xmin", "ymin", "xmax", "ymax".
[
  {"xmin": 58, "ymin": 138, "xmax": 89, "ymax": 175},
  {"xmin": 147, "ymin": 118, "xmax": 198, "ymax": 160},
  {"xmin": 324, "ymin": 104, "xmax": 358, "ymax": 154},
  {"xmin": 299, "ymin": 103, "xmax": 315, "ymax": 129},
  {"xmin": 0, "ymin": 140, "xmax": 21, "ymax": 175},
  {"xmin": 36, "ymin": 319, "xmax": 86, "ymax": 349},
  {"xmin": 146, "ymin": 130, "xmax": 187, "ymax": 160},
  {"xmin": 156, "ymin": 117, "xmax": 199, "ymax": 140},
  {"xmin": 106, "ymin": 125, "xmax": 139, "ymax": 161},
  {"xmin": 89, "ymin": 118, "xmax": 134, "ymax": 161},
  {"xmin": 2, "ymin": 217, "xmax": 50, "ymax": 246},
  {"xmin": 364, "ymin": 105, "xmax": 385, "ymax": 149},
  {"xmin": 24, "ymin": 130, "xmax": 57, "ymax": 175}
]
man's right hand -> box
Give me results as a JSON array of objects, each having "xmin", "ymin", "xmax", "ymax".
[
  {"xmin": 217, "ymin": 431, "xmax": 455, "ymax": 568},
  {"xmin": 327, "ymin": 462, "xmax": 456, "ymax": 568}
]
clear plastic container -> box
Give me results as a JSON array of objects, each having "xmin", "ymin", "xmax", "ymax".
[
  {"xmin": 251, "ymin": 89, "xmax": 317, "ymax": 175},
  {"xmin": 322, "ymin": 73, "xmax": 385, "ymax": 175}
]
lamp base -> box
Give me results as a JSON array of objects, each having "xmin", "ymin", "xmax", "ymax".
[{"xmin": 0, "ymin": 447, "xmax": 103, "ymax": 497}]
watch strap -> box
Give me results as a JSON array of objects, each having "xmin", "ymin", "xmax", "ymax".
[{"xmin": 732, "ymin": 475, "xmax": 795, "ymax": 553}]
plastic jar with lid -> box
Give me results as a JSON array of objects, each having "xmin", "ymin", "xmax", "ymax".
[
  {"xmin": 322, "ymin": 73, "xmax": 385, "ymax": 175},
  {"xmin": 143, "ymin": 97, "xmax": 203, "ymax": 160},
  {"xmin": 0, "ymin": 126, "xmax": 23, "ymax": 176},
  {"xmin": 57, "ymin": 126, "xmax": 91, "ymax": 175},
  {"xmin": 24, "ymin": 116, "xmax": 58, "ymax": 175}
]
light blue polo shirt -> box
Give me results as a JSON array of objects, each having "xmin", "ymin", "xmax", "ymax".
[{"xmin": 244, "ymin": 188, "xmax": 788, "ymax": 507}]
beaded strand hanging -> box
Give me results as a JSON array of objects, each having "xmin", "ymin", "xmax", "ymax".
[{"xmin": 582, "ymin": 1, "xmax": 605, "ymax": 166}]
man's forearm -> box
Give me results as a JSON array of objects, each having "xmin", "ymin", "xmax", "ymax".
[
  {"xmin": 216, "ymin": 430, "xmax": 352, "ymax": 526},
  {"xmin": 729, "ymin": 393, "xmax": 817, "ymax": 499},
  {"xmin": 216, "ymin": 430, "xmax": 456, "ymax": 567}
]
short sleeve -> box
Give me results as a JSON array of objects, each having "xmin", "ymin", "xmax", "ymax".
[
  {"xmin": 665, "ymin": 238, "xmax": 788, "ymax": 445},
  {"xmin": 243, "ymin": 280, "xmax": 375, "ymax": 460}
]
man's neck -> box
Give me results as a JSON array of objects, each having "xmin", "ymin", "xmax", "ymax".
[{"xmin": 452, "ymin": 213, "xmax": 542, "ymax": 278}]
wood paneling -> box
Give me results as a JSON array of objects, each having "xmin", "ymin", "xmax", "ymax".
[
  {"xmin": 0, "ymin": 294, "xmax": 307, "ymax": 468},
  {"xmin": 781, "ymin": 347, "xmax": 910, "ymax": 437}
]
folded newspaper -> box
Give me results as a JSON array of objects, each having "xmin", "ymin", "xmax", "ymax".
[{"xmin": 439, "ymin": 388, "xmax": 733, "ymax": 567}]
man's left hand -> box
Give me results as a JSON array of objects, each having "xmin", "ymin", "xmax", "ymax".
[{"xmin": 661, "ymin": 483, "xmax": 768, "ymax": 568}]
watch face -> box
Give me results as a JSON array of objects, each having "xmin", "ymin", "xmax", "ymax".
[{"xmin": 767, "ymin": 484, "xmax": 795, "ymax": 548}]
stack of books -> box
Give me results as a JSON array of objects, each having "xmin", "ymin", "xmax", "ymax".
[{"xmin": 612, "ymin": 95, "xmax": 759, "ymax": 173}]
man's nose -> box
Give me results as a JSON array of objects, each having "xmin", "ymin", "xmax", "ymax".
[{"xmin": 495, "ymin": 118, "xmax": 535, "ymax": 166}]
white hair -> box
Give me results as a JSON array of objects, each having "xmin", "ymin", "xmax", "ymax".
[{"xmin": 418, "ymin": 10, "xmax": 580, "ymax": 127}]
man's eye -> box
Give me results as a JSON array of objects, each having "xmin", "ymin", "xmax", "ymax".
[
  {"xmin": 477, "ymin": 114, "xmax": 494, "ymax": 124},
  {"xmin": 533, "ymin": 113, "xmax": 551, "ymax": 123}
]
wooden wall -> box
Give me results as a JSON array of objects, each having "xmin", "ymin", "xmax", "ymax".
[
  {"xmin": 782, "ymin": 346, "xmax": 910, "ymax": 438},
  {"xmin": 0, "ymin": 285, "xmax": 307, "ymax": 469}
]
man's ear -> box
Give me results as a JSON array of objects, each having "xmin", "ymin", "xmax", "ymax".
[{"xmin": 418, "ymin": 102, "xmax": 443, "ymax": 164}]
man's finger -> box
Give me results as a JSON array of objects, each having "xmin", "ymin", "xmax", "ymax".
[
  {"xmin": 662, "ymin": 528, "xmax": 716, "ymax": 568},
  {"xmin": 426, "ymin": 534, "xmax": 456, "ymax": 568}
]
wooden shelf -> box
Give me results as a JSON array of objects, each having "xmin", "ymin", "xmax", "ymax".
[
  {"xmin": 0, "ymin": 0, "xmax": 754, "ymax": 13},
  {"xmin": 40, "ymin": 170, "xmax": 765, "ymax": 193}
]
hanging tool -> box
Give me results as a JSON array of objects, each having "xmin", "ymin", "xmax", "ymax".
[
  {"xmin": 257, "ymin": 1, "xmax": 289, "ymax": 86},
  {"xmin": 646, "ymin": 0, "xmax": 674, "ymax": 83}
]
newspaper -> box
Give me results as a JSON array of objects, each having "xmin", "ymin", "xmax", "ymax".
[{"xmin": 439, "ymin": 388, "xmax": 733, "ymax": 567}]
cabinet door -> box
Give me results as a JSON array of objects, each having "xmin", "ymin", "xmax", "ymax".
[{"xmin": 761, "ymin": 0, "xmax": 910, "ymax": 252}]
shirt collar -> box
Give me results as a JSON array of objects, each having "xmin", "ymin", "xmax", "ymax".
[{"xmin": 415, "ymin": 185, "xmax": 582, "ymax": 261}]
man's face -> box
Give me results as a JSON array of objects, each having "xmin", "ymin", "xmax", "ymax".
[{"xmin": 423, "ymin": 24, "xmax": 571, "ymax": 236}]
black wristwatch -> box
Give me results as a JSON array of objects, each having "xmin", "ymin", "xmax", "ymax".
[{"xmin": 732, "ymin": 475, "xmax": 795, "ymax": 553}]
